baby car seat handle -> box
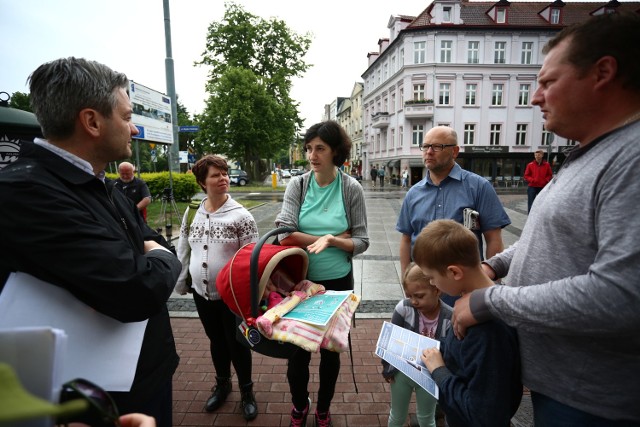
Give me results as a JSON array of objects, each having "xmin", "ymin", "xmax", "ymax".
[{"xmin": 250, "ymin": 227, "xmax": 296, "ymax": 317}]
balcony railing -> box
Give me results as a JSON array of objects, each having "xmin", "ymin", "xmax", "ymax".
[
  {"xmin": 371, "ymin": 111, "xmax": 390, "ymax": 128},
  {"xmin": 404, "ymin": 100, "xmax": 434, "ymax": 119}
]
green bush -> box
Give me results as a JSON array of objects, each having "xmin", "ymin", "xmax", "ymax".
[{"xmin": 106, "ymin": 172, "xmax": 201, "ymax": 202}]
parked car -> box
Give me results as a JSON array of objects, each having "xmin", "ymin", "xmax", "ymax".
[
  {"xmin": 281, "ymin": 169, "xmax": 292, "ymax": 179},
  {"xmin": 229, "ymin": 169, "xmax": 249, "ymax": 186},
  {"xmin": 290, "ymin": 168, "xmax": 305, "ymax": 176}
]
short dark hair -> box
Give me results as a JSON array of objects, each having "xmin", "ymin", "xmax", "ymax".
[
  {"xmin": 28, "ymin": 57, "xmax": 129, "ymax": 140},
  {"xmin": 304, "ymin": 120, "xmax": 351, "ymax": 167},
  {"xmin": 192, "ymin": 155, "xmax": 228, "ymax": 192},
  {"xmin": 543, "ymin": 12, "xmax": 640, "ymax": 92},
  {"xmin": 413, "ymin": 220, "xmax": 480, "ymax": 274}
]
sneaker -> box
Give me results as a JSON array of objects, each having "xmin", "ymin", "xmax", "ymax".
[
  {"xmin": 315, "ymin": 410, "xmax": 333, "ymax": 427},
  {"xmin": 289, "ymin": 397, "xmax": 310, "ymax": 427}
]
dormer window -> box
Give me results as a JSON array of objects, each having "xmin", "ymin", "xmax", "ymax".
[
  {"xmin": 443, "ymin": 6, "xmax": 452, "ymax": 22},
  {"xmin": 550, "ymin": 8, "xmax": 561, "ymax": 23},
  {"xmin": 496, "ymin": 8, "xmax": 507, "ymax": 23}
]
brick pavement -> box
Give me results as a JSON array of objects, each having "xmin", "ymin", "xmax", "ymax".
[{"xmin": 171, "ymin": 317, "xmax": 416, "ymax": 427}]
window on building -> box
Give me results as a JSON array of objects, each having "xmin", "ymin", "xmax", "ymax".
[
  {"xmin": 518, "ymin": 84, "xmax": 530, "ymax": 106},
  {"xmin": 496, "ymin": 8, "xmax": 506, "ymax": 23},
  {"xmin": 391, "ymin": 55, "xmax": 396, "ymax": 74},
  {"xmin": 465, "ymin": 83, "xmax": 477, "ymax": 105},
  {"xmin": 464, "ymin": 124, "xmax": 476, "ymax": 145},
  {"xmin": 440, "ymin": 40, "xmax": 453, "ymax": 63},
  {"xmin": 439, "ymin": 83, "xmax": 451, "ymax": 105},
  {"xmin": 412, "ymin": 125, "xmax": 424, "ymax": 146},
  {"xmin": 443, "ymin": 6, "xmax": 452, "ymax": 22},
  {"xmin": 516, "ymin": 124, "xmax": 527, "ymax": 145},
  {"xmin": 400, "ymin": 88, "xmax": 404, "ymax": 105},
  {"xmin": 414, "ymin": 41, "xmax": 426, "ymax": 64},
  {"xmin": 550, "ymin": 8, "xmax": 561, "ymax": 24},
  {"xmin": 467, "ymin": 41, "xmax": 479, "ymax": 64},
  {"xmin": 494, "ymin": 41, "xmax": 506, "ymax": 64},
  {"xmin": 490, "ymin": 124, "xmax": 502, "ymax": 145},
  {"xmin": 391, "ymin": 93, "xmax": 396, "ymax": 111},
  {"xmin": 521, "ymin": 42, "xmax": 533, "ymax": 65},
  {"xmin": 400, "ymin": 48, "xmax": 405, "ymax": 66},
  {"xmin": 383, "ymin": 63, "xmax": 388, "ymax": 81},
  {"xmin": 399, "ymin": 126, "xmax": 404, "ymax": 146},
  {"xmin": 391, "ymin": 128, "xmax": 396, "ymax": 148},
  {"xmin": 413, "ymin": 84, "xmax": 425, "ymax": 101},
  {"xmin": 492, "ymin": 84, "xmax": 504, "ymax": 106},
  {"xmin": 542, "ymin": 126, "xmax": 554, "ymax": 145}
]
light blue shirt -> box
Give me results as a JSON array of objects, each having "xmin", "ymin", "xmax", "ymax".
[{"xmin": 396, "ymin": 163, "xmax": 510, "ymax": 257}]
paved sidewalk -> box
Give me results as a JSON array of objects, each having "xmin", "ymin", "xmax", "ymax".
[{"xmin": 169, "ymin": 183, "xmax": 532, "ymax": 426}]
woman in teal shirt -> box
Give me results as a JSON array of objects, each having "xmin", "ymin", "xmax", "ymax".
[{"xmin": 276, "ymin": 120, "xmax": 369, "ymax": 427}]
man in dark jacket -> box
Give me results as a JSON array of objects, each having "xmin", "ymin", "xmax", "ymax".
[
  {"xmin": 0, "ymin": 57, "xmax": 181, "ymax": 427},
  {"xmin": 523, "ymin": 150, "xmax": 553, "ymax": 212}
]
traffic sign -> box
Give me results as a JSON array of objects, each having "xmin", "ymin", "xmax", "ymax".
[{"xmin": 179, "ymin": 126, "xmax": 200, "ymax": 133}]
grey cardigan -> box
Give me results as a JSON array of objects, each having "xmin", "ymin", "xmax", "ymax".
[{"xmin": 275, "ymin": 170, "xmax": 369, "ymax": 257}]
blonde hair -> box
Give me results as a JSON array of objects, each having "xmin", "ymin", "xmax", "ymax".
[
  {"xmin": 402, "ymin": 262, "xmax": 430, "ymax": 290},
  {"xmin": 413, "ymin": 219, "xmax": 480, "ymax": 274}
]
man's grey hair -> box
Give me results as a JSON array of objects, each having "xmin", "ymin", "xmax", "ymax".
[{"xmin": 28, "ymin": 57, "xmax": 129, "ymax": 140}]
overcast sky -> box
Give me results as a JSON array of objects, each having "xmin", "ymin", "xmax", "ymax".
[{"xmin": 1, "ymin": 0, "xmax": 434, "ymax": 130}]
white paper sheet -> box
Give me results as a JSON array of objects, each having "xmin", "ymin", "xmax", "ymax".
[
  {"xmin": 375, "ymin": 321, "xmax": 440, "ymax": 399},
  {"xmin": 0, "ymin": 327, "xmax": 67, "ymax": 427},
  {"xmin": 0, "ymin": 272, "xmax": 147, "ymax": 391}
]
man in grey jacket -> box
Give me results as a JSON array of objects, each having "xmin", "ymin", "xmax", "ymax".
[{"xmin": 451, "ymin": 12, "xmax": 640, "ymax": 426}]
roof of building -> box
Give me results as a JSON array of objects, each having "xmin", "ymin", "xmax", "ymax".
[{"xmin": 408, "ymin": 0, "xmax": 640, "ymax": 29}]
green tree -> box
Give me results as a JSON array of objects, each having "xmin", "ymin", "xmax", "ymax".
[
  {"xmin": 195, "ymin": 67, "xmax": 292, "ymax": 177},
  {"xmin": 9, "ymin": 92, "xmax": 32, "ymax": 112},
  {"xmin": 195, "ymin": 2, "xmax": 311, "ymax": 178}
]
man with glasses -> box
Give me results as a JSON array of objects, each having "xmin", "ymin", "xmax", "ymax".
[{"xmin": 396, "ymin": 126, "xmax": 510, "ymax": 305}]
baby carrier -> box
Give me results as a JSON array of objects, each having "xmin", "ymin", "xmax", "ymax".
[{"xmin": 216, "ymin": 228, "xmax": 360, "ymax": 359}]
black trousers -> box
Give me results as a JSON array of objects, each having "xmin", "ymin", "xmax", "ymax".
[
  {"xmin": 287, "ymin": 270, "xmax": 353, "ymax": 412},
  {"xmin": 193, "ymin": 293, "xmax": 253, "ymax": 386}
]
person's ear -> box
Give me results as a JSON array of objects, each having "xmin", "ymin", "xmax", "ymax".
[
  {"xmin": 447, "ymin": 265, "xmax": 464, "ymax": 280},
  {"xmin": 592, "ymin": 56, "xmax": 617, "ymax": 90},
  {"xmin": 78, "ymin": 108, "xmax": 101, "ymax": 138}
]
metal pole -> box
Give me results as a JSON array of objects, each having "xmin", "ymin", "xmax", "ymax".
[
  {"xmin": 134, "ymin": 139, "xmax": 141, "ymax": 177},
  {"xmin": 163, "ymin": 0, "xmax": 180, "ymax": 180}
]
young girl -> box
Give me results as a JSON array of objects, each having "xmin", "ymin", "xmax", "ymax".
[{"xmin": 382, "ymin": 263, "xmax": 452, "ymax": 427}]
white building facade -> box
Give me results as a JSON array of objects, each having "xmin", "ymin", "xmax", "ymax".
[{"xmin": 362, "ymin": 0, "xmax": 639, "ymax": 186}]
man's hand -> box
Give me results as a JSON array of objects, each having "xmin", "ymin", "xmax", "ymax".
[
  {"xmin": 452, "ymin": 294, "xmax": 478, "ymax": 339},
  {"xmin": 421, "ymin": 348, "xmax": 445, "ymax": 373},
  {"xmin": 119, "ymin": 413, "xmax": 156, "ymax": 427}
]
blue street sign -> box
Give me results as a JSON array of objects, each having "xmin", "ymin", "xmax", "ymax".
[
  {"xmin": 188, "ymin": 154, "xmax": 196, "ymax": 163},
  {"xmin": 134, "ymin": 125, "xmax": 145, "ymax": 138},
  {"xmin": 179, "ymin": 125, "xmax": 200, "ymax": 133}
]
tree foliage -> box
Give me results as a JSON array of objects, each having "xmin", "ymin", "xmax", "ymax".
[
  {"xmin": 9, "ymin": 92, "xmax": 32, "ymax": 112},
  {"xmin": 194, "ymin": 2, "xmax": 312, "ymax": 177}
]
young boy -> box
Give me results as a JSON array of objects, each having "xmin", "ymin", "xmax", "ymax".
[{"xmin": 415, "ymin": 219, "xmax": 522, "ymax": 427}]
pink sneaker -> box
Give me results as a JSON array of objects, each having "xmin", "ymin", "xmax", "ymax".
[
  {"xmin": 289, "ymin": 398, "xmax": 310, "ymax": 427},
  {"xmin": 315, "ymin": 409, "xmax": 333, "ymax": 427}
]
